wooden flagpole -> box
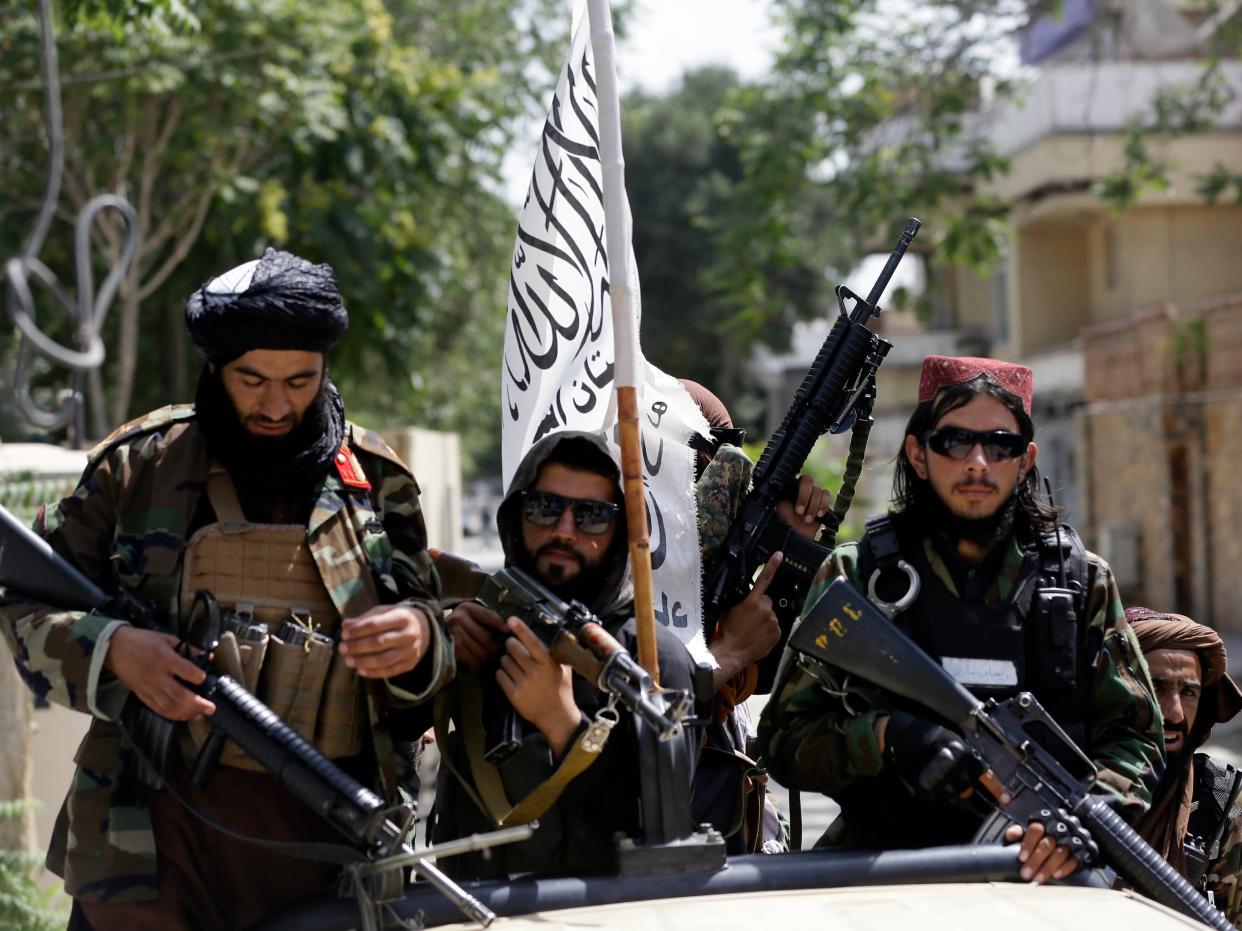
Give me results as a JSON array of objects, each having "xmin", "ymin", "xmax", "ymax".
[{"xmin": 587, "ymin": 0, "xmax": 659, "ymax": 682}]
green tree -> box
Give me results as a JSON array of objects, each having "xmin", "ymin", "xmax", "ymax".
[
  {"xmin": 0, "ymin": 801, "xmax": 69, "ymax": 931},
  {"xmin": 624, "ymin": 66, "xmax": 849, "ymax": 425},
  {"xmin": 0, "ymin": 0, "xmax": 565, "ymax": 471},
  {"xmin": 723, "ymin": 0, "xmax": 1240, "ymax": 280}
]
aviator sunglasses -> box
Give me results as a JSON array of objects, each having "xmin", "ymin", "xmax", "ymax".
[
  {"xmin": 521, "ymin": 490, "xmax": 620, "ymax": 535},
  {"xmin": 923, "ymin": 426, "xmax": 1028, "ymax": 462}
]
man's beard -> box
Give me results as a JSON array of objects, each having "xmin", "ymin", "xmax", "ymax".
[
  {"xmin": 910, "ymin": 476, "xmax": 1019, "ymax": 549},
  {"xmin": 195, "ymin": 365, "xmax": 345, "ymax": 493},
  {"xmin": 1162, "ymin": 720, "xmax": 1189, "ymax": 768},
  {"xmin": 515, "ymin": 540, "xmax": 612, "ymax": 604}
]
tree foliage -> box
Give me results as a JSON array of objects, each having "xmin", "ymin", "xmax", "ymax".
[
  {"xmin": 0, "ymin": 800, "xmax": 69, "ymax": 931},
  {"xmin": 723, "ymin": 0, "xmax": 1240, "ymax": 276},
  {"xmin": 624, "ymin": 66, "xmax": 849, "ymax": 424},
  {"xmin": 0, "ymin": 0, "xmax": 566, "ymax": 471}
]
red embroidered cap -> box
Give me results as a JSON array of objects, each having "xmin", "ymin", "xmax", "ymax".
[{"xmin": 918, "ymin": 355, "xmax": 1034, "ymax": 413}]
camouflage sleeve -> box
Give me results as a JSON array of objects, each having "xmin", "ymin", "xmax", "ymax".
[
  {"xmin": 1083, "ymin": 552, "xmax": 1163, "ymax": 814},
  {"xmin": 1207, "ymin": 815, "xmax": 1242, "ymax": 928},
  {"xmin": 695, "ymin": 444, "xmax": 753, "ymax": 563},
  {"xmin": 371, "ymin": 455, "xmax": 454, "ymax": 705},
  {"xmin": 0, "ymin": 451, "xmax": 132, "ymax": 717},
  {"xmin": 758, "ymin": 543, "xmax": 894, "ymax": 793}
]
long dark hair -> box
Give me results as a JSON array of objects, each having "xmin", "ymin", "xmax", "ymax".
[{"xmin": 892, "ymin": 375, "xmax": 1061, "ymax": 534}]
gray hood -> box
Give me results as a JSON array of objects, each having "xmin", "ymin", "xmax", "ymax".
[{"xmin": 496, "ymin": 430, "xmax": 633, "ymax": 620}]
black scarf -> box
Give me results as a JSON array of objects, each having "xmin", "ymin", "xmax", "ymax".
[
  {"xmin": 193, "ymin": 365, "xmax": 345, "ymax": 497},
  {"xmin": 907, "ymin": 476, "xmax": 1020, "ymax": 552}
]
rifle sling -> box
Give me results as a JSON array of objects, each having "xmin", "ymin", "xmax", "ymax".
[
  {"xmin": 825, "ymin": 405, "xmax": 874, "ymax": 548},
  {"xmin": 434, "ymin": 676, "xmax": 609, "ymax": 828}
]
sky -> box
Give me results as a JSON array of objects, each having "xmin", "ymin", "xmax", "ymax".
[{"xmin": 616, "ymin": 0, "xmax": 783, "ymax": 93}]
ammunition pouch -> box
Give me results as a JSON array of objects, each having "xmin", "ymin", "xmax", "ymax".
[
  {"xmin": 180, "ymin": 466, "xmax": 365, "ymax": 769},
  {"xmin": 1186, "ymin": 753, "xmax": 1242, "ymax": 890}
]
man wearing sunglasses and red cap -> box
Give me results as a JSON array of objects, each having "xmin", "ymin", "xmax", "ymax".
[
  {"xmin": 430, "ymin": 431, "xmax": 701, "ymax": 880},
  {"xmin": 760, "ymin": 355, "xmax": 1162, "ymax": 884}
]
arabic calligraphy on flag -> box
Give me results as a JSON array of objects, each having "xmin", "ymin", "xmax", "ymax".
[{"xmin": 500, "ymin": 11, "xmax": 713, "ymax": 659}]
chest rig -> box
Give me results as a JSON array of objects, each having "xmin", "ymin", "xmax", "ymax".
[
  {"xmin": 858, "ymin": 514, "xmax": 1093, "ymax": 737},
  {"xmin": 180, "ymin": 464, "xmax": 365, "ymax": 768},
  {"xmin": 1186, "ymin": 753, "xmax": 1242, "ymax": 892}
]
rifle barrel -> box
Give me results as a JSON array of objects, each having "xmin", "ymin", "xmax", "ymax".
[
  {"xmin": 1080, "ymin": 795, "xmax": 1232, "ymax": 930},
  {"xmin": 860, "ymin": 217, "xmax": 922, "ymax": 315}
]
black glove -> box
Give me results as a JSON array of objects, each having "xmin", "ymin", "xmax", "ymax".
[
  {"xmin": 1030, "ymin": 806, "xmax": 1099, "ymax": 868},
  {"xmin": 884, "ymin": 710, "xmax": 985, "ymax": 802}
]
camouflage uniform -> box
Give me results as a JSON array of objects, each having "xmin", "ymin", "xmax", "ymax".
[
  {"xmin": 758, "ymin": 531, "xmax": 1163, "ymax": 847},
  {"xmin": 1208, "ymin": 816, "xmax": 1242, "ymax": 927},
  {"xmin": 0, "ymin": 405, "xmax": 453, "ymax": 903},
  {"xmin": 696, "ymin": 444, "xmax": 753, "ymax": 564}
]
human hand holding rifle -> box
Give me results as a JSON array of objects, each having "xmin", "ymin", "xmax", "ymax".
[{"xmin": 789, "ymin": 577, "xmax": 1233, "ymax": 930}]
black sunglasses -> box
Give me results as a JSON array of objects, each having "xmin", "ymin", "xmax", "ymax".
[
  {"xmin": 923, "ymin": 426, "xmax": 1028, "ymax": 462},
  {"xmin": 521, "ymin": 490, "xmax": 620, "ymax": 535}
]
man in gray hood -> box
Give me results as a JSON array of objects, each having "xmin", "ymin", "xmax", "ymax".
[{"xmin": 431, "ymin": 431, "xmax": 699, "ymax": 879}]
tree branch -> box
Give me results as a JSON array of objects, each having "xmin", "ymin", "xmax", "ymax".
[{"xmin": 136, "ymin": 171, "xmax": 218, "ymax": 302}]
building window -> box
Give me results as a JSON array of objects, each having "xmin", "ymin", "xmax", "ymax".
[{"xmin": 990, "ymin": 261, "xmax": 1010, "ymax": 344}]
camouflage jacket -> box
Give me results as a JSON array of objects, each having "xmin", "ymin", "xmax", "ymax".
[
  {"xmin": 1208, "ymin": 813, "xmax": 1242, "ymax": 927},
  {"xmin": 758, "ymin": 526, "xmax": 1163, "ymax": 847},
  {"xmin": 696, "ymin": 444, "xmax": 753, "ymax": 564},
  {"xmin": 0, "ymin": 405, "xmax": 453, "ymax": 903}
]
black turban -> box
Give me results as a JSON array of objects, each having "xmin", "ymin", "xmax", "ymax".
[{"xmin": 184, "ymin": 248, "xmax": 348, "ymax": 364}]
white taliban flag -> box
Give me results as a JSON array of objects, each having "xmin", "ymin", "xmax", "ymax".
[{"xmin": 500, "ymin": 5, "xmax": 713, "ymax": 660}]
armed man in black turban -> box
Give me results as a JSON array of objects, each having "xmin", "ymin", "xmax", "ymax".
[
  {"xmin": 186, "ymin": 247, "xmax": 352, "ymax": 502},
  {"xmin": 2, "ymin": 247, "xmax": 453, "ymax": 930}
]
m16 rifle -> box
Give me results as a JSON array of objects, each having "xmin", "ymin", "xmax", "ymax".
[
  {"xmin": 474, "ymin": 565, "xmax": 693, "ymax": 763},
  {"xmin": 474, "ymin": 564, "xmax": 721, "ymax": 872},
  {"xmin": 0, "ymin": 503, "xmax": 521, "ymax": 930},
  {"xmin": 703, "ymin": 218, "xmax": 920, "ymax": 692},
  {"xmin": 788, "ymin": 576, "xmax": 1233, "ymax": 931}
]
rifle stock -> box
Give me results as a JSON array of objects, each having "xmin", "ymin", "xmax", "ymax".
[
  {"xmin": 0, "ymin": 502, "xmax": 110, "ymax": 610},
  {"xmin": 789, "ymin": 578, "xmax": 1233, "ymax": 931}
]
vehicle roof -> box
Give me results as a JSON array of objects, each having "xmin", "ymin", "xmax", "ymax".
[
  {"xmin": 435, "ymin": 883, "xmax": 1200, "ymax": 931},
  {"xmin": 259, "ymin": 845, "xmax": 1205, "ymax": 931}
]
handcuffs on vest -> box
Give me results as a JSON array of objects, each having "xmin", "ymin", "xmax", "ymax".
[{"xmin": 863, "ymin": 515, "xmax": 922, "ymax": 619}]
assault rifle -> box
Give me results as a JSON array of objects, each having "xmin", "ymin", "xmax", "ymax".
[
  {"xmin": 0, "ymin": 503, "xmax": 519, "ymax": 930},
  {"xmin": 443, "ymin": 556, "xmax": 720, "ymax": 868},
  {"xmin": 474, "ymin": 565, "xmax": 693, "ymax": 763},
  {"xmin": 703, "ymin": 218, "xmax": 920, "ymax": 692},
  {"xmin": 788, "ymin": 577, "xmax": 1233, "ymax": 931}
]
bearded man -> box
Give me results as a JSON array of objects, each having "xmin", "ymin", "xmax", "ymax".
[
  {"xmin": 1128, "ymin": 607, "xmax": 1242, "ymax": 925},
  {"xmin": 0, "ymin": 249, "xmax": 452, "ymax": 930},
  {"xmin": 759, "ymin": 355, "xmax": 1162, "ymax": 884},
  {"xmin": 431, "ymin": 431, "xmax": 706, "ymax": 879}
]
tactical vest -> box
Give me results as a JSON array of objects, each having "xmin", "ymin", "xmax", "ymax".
[
  {"xmin": 1186, "ymin": 752, "xmax": 1242, "ymax": 891},
  {"xmin": 857, "ymin": 514, "xmax": 1096, "ymax": 746},
  {"xmin": 181, "ymin": 464, "xmax": 365, "ymax": 768}
]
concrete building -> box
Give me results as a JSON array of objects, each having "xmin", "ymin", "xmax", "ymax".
[
  {"xmin": 751, "ymin": 1, "xmax": 1242, "ymax": 616},
  {"xmin": 945, "ymin": 1, "xmax": 1242, "ymax": 619}
]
